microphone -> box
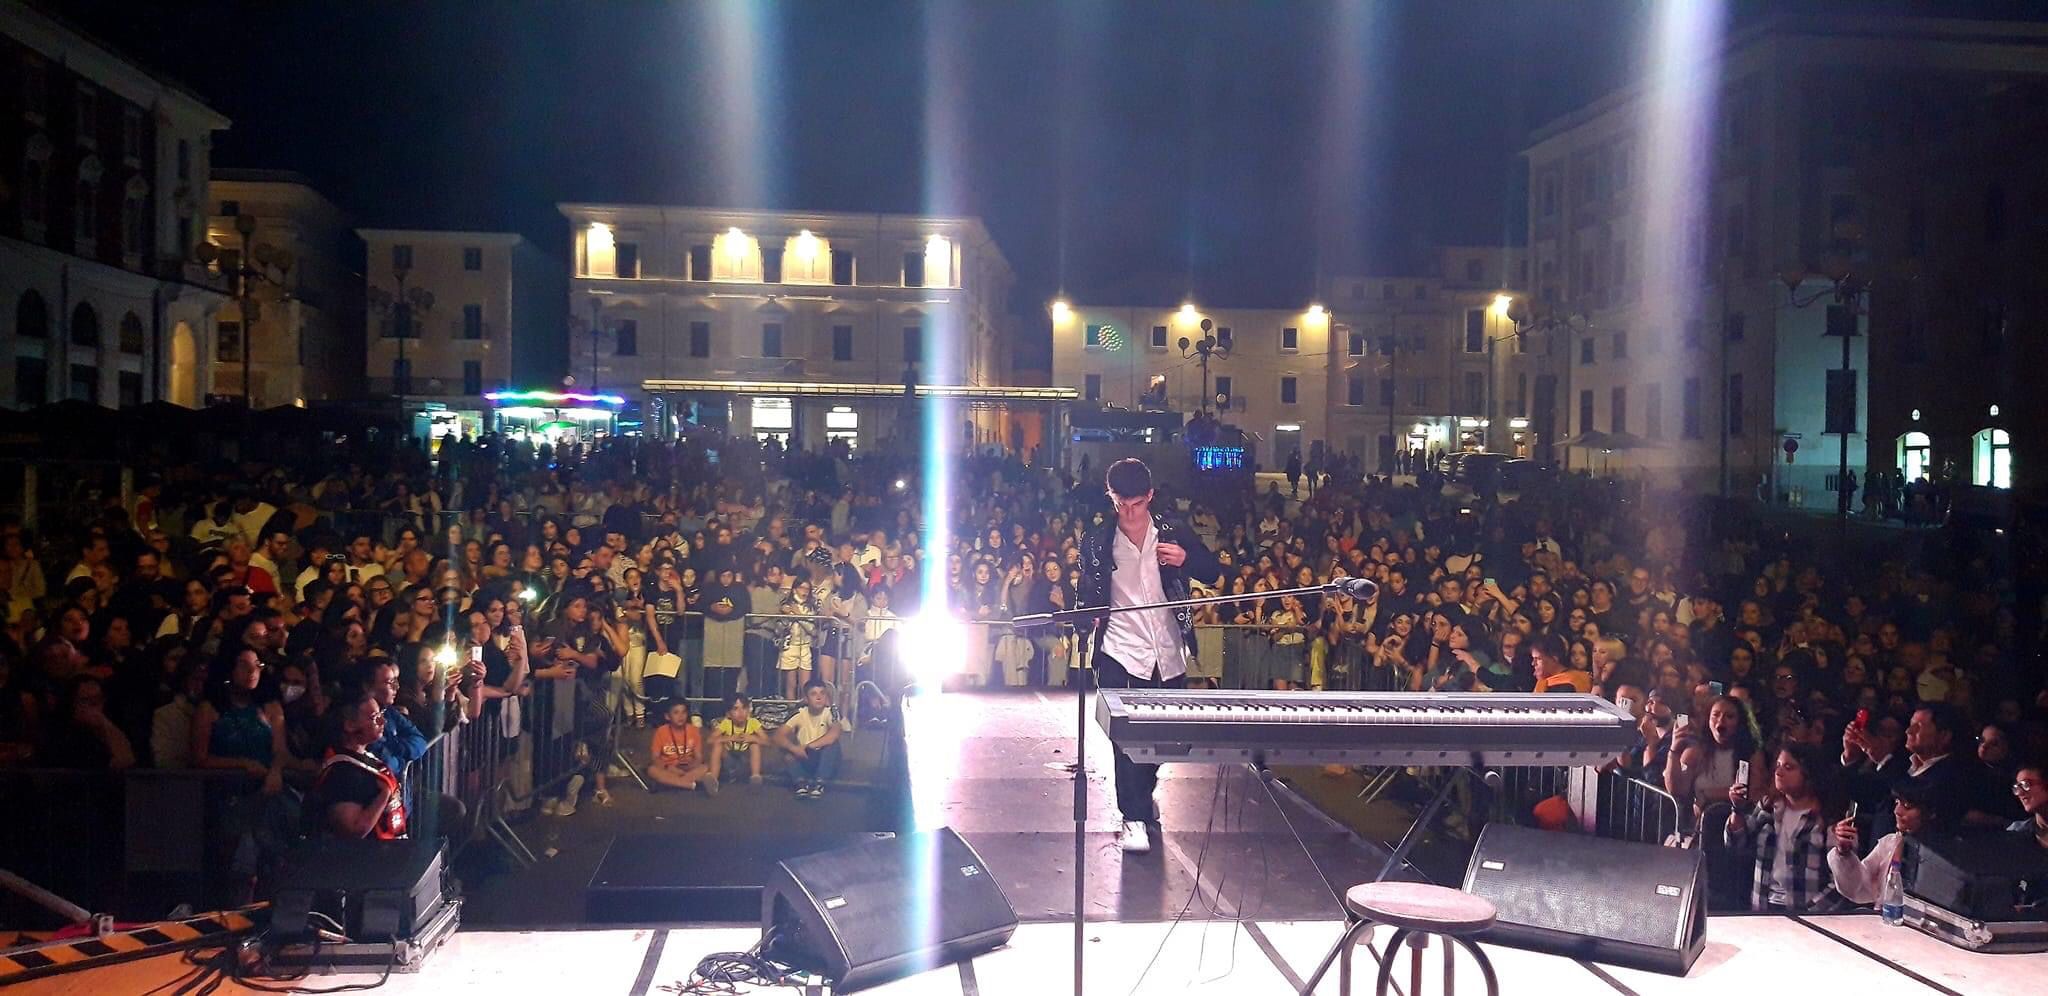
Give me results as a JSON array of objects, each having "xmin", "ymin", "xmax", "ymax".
[{"xmin": 1323, "ymin": 577, "xmax": 1379, "ymax": 599}]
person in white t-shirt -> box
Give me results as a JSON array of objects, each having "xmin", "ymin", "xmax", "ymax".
[{"xmin": 774, "ymin": 681, "xmax": 843, "ymax": 799}]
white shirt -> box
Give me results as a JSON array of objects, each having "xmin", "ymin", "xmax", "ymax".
[
  {"xmin": 785, "ymin": 706, "xmax": 838, "ymax": 748},
  {"xmin": 1908, "ymin": 753, "xmax": 1948, "ymax": 779},
  {"xmin": 1827, "ymin": 831, "xmax": 1905, "ymax": 906},
  {"xmin": 1101, "ymin": 522, "xmax": 1186, "ymax": 681}
]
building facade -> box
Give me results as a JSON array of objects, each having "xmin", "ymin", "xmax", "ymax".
[
  {"xmin": 562, "ymin": 205, "xmax": 1029, "ymax": 451},
  {"xmin": 357, "ymin": 229, "xmax": 558, "ymax": 434},
  {"xmin": 0, "ymin": 0, "xmax": 229, "ymax": 409},
  {"xmin": 206, "ymin": 170, "xmax": 362, "ymax": 407},
  {"xmin": 1325, "ymin": 247, "xmax": 1536, "ymax": 473},
  {"xmin": 1523, "ymin": 14, "xmax": 2048, "ymax": 497}
]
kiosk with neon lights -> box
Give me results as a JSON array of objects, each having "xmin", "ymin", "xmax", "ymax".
[{"xmin": 486, "ymin": 388, "xmax": 628, "ymax": 446}]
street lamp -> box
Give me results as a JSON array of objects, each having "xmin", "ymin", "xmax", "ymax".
[
  {"xmin": 1778, "ymin": 252, "xmax": 1868, "ymax": 522},
  {"xmin": 192, "ymin": 214, "xmax": 293, "ymax": 407},
  {"xmin": 1176, "ymin": 319, "xmax": 1231, "ymax": 413},
  {"xmin": 1503, "ymin": 297, "xmax": 1589, "ymax": 468},
  {"xmin": 367, "ymin": 264, "xmax": 435, "ymax": 414}
]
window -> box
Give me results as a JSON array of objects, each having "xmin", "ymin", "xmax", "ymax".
[
  {"xmin": 750, "ymin": 397, "xmax": 792, "ymax": 445},
  {"xmin": 74, "ymin": 86, "xmax": 96, "ymax": 146},
  {"xmin": 120, "ymin": 182, "xmax": 144, "ymax": 257},
  {"xmin": 391, "ymin": 244, "xmax": 413, "ymax": 271},
  {"xmin": 1379, "ymin": 378, "xmax": 1393, "ymax": 404},
  {"xmin": 16, "ymin": 290, "xmax": 48, "ymax": 339},
  {"xmin": 822, "ymin": 323, "xmax": 850, "ymax": 361},
  {"xmin": 902, "ymin": 251, "xmax": 924, "ymax": 288},
  {"xmin": 75, "ymin": 170, "xmax": 97, "ymax": 245},
  {"xmin": 1412, "ymin": 379, "xmax": 1428, "ymax": 406},
  {"xmin": 119, "ymin": 312, "xmax": 144, "ymax": 354},
  {"xmin": 1610, "ymin": 386, "xmax": 1627, "ymax": 433},
  {"xmin": 462, "ymin": 304, "xmax": 483, "ymax": 340},
  {"xmin": 1465, "ymin": 372, "xmax": 1485, "ymax": 413},
  {"xmin": 1724, "ymin": 312, "xmax": 1744, "ymax": 342},
  {"xmin": 69, "ymin": 364, "xmax": 97, "ymax": 403},
  {"xmin": 688, "ymin": 245, "xmax": 711, "ymax": 280},
  {"xmin": 1465, "ymin": 259, "xmax": 1484, "ymax": 283},
  {"xmin": 1280, "ymin": 377, "xmax": 1298, "ymax": 405},
  {"xmin": 1612, "ymin": 330, "xmax": 1628, "ymax": 358},
  {"xmin": 825, "ymin": 406, "xmax": 859, "ymax": 451},
  {"xmin": 1514, "ymin": 372, "xmax": 1527, "ymax": 416},
  {"xmin": 1578, "ymin": 390, "xmax": 1594, "ymax": 434},
  {"xmin": 1726, "ymin": 373, "xmax": 1744, "ymax": 435},
  {"xmin": 902, "ymin": 325, "xmax": 922, "ymax": 363},
  {"xmin": 176, "ymin": 139, "xmax": 189, "ymax": 181},
  {"xmin": 1682, "ymin": 377, "xmax": 1702, "ymax": 439},
  {"xmin": 689, "ymin": 321, "xmax": 710, "ymax": 358},
  {"xmin": 614, "ymin": 318, "xmax": 637, "ymax": 355},
  {"xmin": 1579, "ymin": 337, "xmax": 1595, "ymax": 365},
  {"xmin": 20, "ymin": 147, "xmax": 48, "ymax": 230},
  {"xmin": 1083, "ymin": 324, "xmax": 1101, "ymax": 348},
  {"xmin": 1084, "ymin": 374, "xmax": 1101, "ymax": 401},
  {"xmin": 1214, "ymin": 375, "xmax": 1232, "ymax": 402},
  {"xmin": 392, "ymin": 358, "xmax": 412, "ymax": 395},
  {"xmin": 615, "ymin": 242, "xmax": 639, "ymax": 278},
  {"xmin": 1347, "ymin": 375, "xmax": 1365, "ymax": 407},
  {"xmin": 70, "ymin": 303, "xmax": 99, "ymax": 347},
  {"xmin": 216, "ymin": 320, "xmax": 241, "ymax": 359},
  {"xmin": 1464, "ymin": 310, "xmax": 1486, "ymax": 352},
  {"xmin": 1216, "ymin": 327, "xmax": 1233, "ymax": 349},
  {"xmin": 117, "ymin": 370, "xmax": 141, "ymax": 408},
  {"xmin": 831, "ymin": 250, "xmax": 855, "ymax": 286},
  {"xmin": 218, "ymin": 199, "xmax": 239, "ymax": 217},
  {"xmin": 1645, "ymin": 382, "xmax": 1663, "ymax": 439},
  {"xmin": 15, "ymin": 357, "xmax": 48, "ymax": 406},
  {"xmin": 1281, "ymin": 327, "xmax": 1299, "ymax": 351},
  {"xmin": 1151, "ymin": 325, "xmax": 1168, "ymax": 349},
  {"xmin": 1540, "ymin": 174, "xmax": 1558, "ymax": 217},
  {"xmin": 762, "ymin": 247, "xmax": 784, "ymax": 284},
  {"xmin": 1349, "ymin": 333, "xmax": 1365, "ymax": 357},
  {"xmin": 463, "ymin": 247, "xmax": 483, "ymax": 271},
  {"xmin": 463, "ymin": 360, "xmax": 482, "ymax": 396},
  {"xmin": 761, "ymin": 322, "xmax": 783, "ymax": 358}
]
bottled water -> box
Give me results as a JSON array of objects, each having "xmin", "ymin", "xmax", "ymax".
[{"xmin": 1881, "ymin": 851, "xmax": 1906, "ymax": 926}]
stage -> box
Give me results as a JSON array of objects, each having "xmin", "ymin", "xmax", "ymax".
[
  {"xmin": 14, "ymin": 690, "xmax": 2048, "ymax": 993},
  {"xmin": 22, "ymin": 915, "xmax": 2046, "ymax": 994}
]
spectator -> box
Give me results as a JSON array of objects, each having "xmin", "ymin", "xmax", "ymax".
[
  {"xmin": 1724, "ymin": 742, "xmax": 1844, "ymax": 913},
  {"xmin": 1827, "ymin": 778, "xmax": 1953, "ymax": 906},
  {"xmin": 776, "ymin": 680, "xmax": 842, "ymax": 799},
  {"xmin": 647, "ymin": 698, "xmax": 712, "ymax": 793},
  {"xmin": 710, "ymin": 692, "xmax": 769, "ymax": 786},
  {"xmin": 40, "ymin": 675, "xmax": 135, "ymax": 769},
  {"xmin": 309, "ymin": 685, "xmax": 408, "ymax": 839}
]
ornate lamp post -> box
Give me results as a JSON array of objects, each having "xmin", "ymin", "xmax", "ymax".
[{"xmin": 193, "ymin": 214, "xmax": 293, "ymax": 406}]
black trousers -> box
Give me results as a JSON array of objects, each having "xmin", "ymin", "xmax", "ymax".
[{"xmin": 1093, "ymin": 650, "xmax": 1184, "ymax": 823}]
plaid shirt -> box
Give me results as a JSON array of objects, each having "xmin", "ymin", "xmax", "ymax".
[{"xmin": 1727, "ymin": 802, "xmax": 1832, "ymax": 912}]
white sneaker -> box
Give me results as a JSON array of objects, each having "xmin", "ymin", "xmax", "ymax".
[{"xmin": 1117, "ymin": 820, "xmax": 1151, "ymax": 854}]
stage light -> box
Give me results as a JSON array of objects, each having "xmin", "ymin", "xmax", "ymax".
[{"xmin": 898, "ymin": 614, "xmax": 969, "ymax": 687}]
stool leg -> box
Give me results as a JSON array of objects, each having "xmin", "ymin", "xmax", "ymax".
[
  {"xmin": 1408, "ymin": 933, "xmax": 1424, "ymax": 996},
  {"xmin": 1455, "ymin": 938, "xmax": 1500, "ymax": 996},
  {"xmin": 1334, "ymin": 920, "xmax": 1373, "ymax": 996},
  {"xmin": 1374, "ymin": 928, "xmax": 1413, "ymax": 996},
  {"xmin": 1443, "ymin": 932, "xmax": 1455, "ymax": 994}
]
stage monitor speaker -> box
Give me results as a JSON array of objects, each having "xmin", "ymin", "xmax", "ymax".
[
  {"xmin": 1909, "ymin": 831, "xmax": 2048, "ymax": 923},
  {"xmin": 1463, "ymin": 823, "xmax": 1706, "ymax": 976},
  {"xmin": 760, "ymin": 827, "xmax": 1016, "ymax": 992}
]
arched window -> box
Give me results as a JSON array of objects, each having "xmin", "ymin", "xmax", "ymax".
[
  {"xmin": 121, "ymin": 175, "xmax": 148, "ymax": 261},
  {"xmin": 1896, "ymin": 431, "xmax": 1931, "ymax": 484},
  {"xmin": 119, "ymin": 311, "xmax": 145, "ymax": 354},
  {"xmin": 1972, "ymin": 428, "xmax": 2012, "ymax": 489},
  {"xmin": 71, "ymin": 301, "xmax": 100, "ymax": 347},
  {"xmin": 15, "ymin": 290, "xmax": 48, "ymax": 339},
  {"xmin": 75, "ymin": 155, "xmax": 102, "ymax": 247},
  {"xmin": 20, "ymin": 134, "xmax": 52, "ymax": 231}
]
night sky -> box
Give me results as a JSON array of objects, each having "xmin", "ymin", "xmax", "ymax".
[{"xmin": 56, "ymin": 1, "xmax": 2034, "ymax": 339}]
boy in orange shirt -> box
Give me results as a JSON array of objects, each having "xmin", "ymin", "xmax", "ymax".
[{"xmin": 648, "ymin": 699, "xmax": 713, "ymax": 794}]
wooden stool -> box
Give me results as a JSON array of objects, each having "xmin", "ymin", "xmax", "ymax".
[{"xmin": 1336, "ymin": 882, "xmax": 1499, "ymax": 996}]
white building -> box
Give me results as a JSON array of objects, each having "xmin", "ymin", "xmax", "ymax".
[
  {"xmin": 1325, "ymin": 247, "xmax": 1536, "ymax": 472},
  {"xmin": 1522, "ymin": 13, "xmax": 2048, "ymax": 496},
  {"xmin": 357, "ymin": 229, "xmax": 558, "ymax": 436},
  {"xmin": 1, "ymin": 0, "xmax": 229, "ymax": 409},
  {"xmin": 206, "ymin": 170, "xmax": 362, "ymax": 407},
  {"xmin": 562, "ymin": 204, "xmax": 1050, "ymax": 452}
]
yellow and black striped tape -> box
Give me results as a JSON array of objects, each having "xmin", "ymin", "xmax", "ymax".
[{"xmin": 0, "ymin": 907, "xmax": 261, "ymax": 984}]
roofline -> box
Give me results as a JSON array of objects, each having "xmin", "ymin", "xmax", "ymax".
[
  {"xmin": 4, "ymin": 0, "xmax": 229, "ymax": 129},
  {"xmin": 1523, "ymin": 12, "xmax": 2048, "ymax": 150}
]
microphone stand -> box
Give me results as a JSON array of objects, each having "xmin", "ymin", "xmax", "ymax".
[{"xmin": 1011, "ymin": 579, "xmax": 1371, "ymax": 996}]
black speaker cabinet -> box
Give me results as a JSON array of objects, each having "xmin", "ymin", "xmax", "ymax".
[
  {"xmin": 1463, "ymin": 823, "xmax": 1706, "ymax": 975},
  {"xmin": 1909, "ymin": 832, "xmax": 2048, "ymax": 923},
  {"xmin": 760, "ymin": 827, "xmax": 1017, "ymax": 992}
]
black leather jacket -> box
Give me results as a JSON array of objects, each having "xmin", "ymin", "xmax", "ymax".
[{"xmin": 1077, "ymin": 511, "xmax": 1223, "ymax": 662}]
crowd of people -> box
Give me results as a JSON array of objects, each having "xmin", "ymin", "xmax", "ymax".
[{"xmin": 3, "ymin": 422, "xmax": 2046, "ymax": 915}]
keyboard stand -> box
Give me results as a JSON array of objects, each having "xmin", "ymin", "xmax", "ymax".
[{"xmin": 1296, "ymin": 756, "xmax": 1486, "ymax": 996}]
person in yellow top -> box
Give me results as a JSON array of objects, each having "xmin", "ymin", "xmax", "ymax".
[
  {"xmin": 648, "ymin": 699, "xmax": 712, "ymax": 794},
  {"xmin": 709, "ymin": 693, "xmax": 769, "ymax": 786},
  {"xmin": 1531, "ymin": 635, "xmax": 1593, "ymax": 693}
]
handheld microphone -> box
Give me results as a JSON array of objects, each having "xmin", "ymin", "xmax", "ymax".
[{"xmin": 1323, "ymin": 577, "xmax": 1379, "ymax": 599}]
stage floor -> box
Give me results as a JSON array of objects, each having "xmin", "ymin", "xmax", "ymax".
[{"xmin": 22, "ymin": 915, "xmax": 2045, "ymax": 994}]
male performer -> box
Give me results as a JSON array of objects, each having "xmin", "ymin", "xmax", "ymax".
[{"xmin": 1079, "ymin": 458, "xmax": 1222, "ymax": 853}]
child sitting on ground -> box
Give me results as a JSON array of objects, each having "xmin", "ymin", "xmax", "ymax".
[
  {"xmin": 775, "ymin": 680, "xmax": 843, "ymax": 800},
  {"xmin": 709, "ymin": 693, "xmax": 769, "ymax": 784},
  {"xmin": 647, "ymin": 699, "xmax": 713, "ymax": 794}
]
